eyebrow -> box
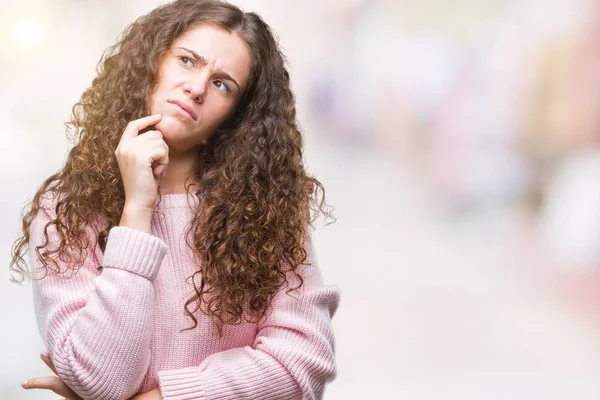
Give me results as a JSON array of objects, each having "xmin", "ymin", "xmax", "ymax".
[{"xmin": 176, "ymin": 46, "xmax": 241, "ymax": 91}]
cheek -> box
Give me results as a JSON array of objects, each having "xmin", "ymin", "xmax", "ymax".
[
  {"xmin": 148, "ymin": 86, "xmax": 165, "ymax": 111},
  {"xmin": 206, "ymin": 97, "xmax": 236, "ymax": 123},
  {"xmin": 148, "ymin": 95, "xmax": 164, "ymax": 115},
  {"xmin": 149, "ymin": 67, "xmax": 174, "ymax": 102}
]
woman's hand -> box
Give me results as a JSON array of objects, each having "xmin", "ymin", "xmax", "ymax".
[
  {"xmin": 115, "ymin": 114, "xmax": 170, "ymax": 210},
  {"xmin": 22, "ymin": 352, "xmax": 82, "ymax": 399},
  {"xmin": 130, "ymin": 387, "xmax": 163, "ymax": 399},
  {"xmin": 24, "ymin": 352, "xmax": 161, "ymax": 400}
]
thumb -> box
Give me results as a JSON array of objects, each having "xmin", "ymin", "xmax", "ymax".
[
  {"xmin": 154, "ymin": 164, "xmax": 167, "ymax": 177},
  {"xmin": 41, "ymin": 352, "xmax": 58, "ymax": 375}
]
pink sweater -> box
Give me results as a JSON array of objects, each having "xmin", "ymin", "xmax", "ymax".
[{"xmin": 29, "ymin": 193, "xmax": 340, "ymax": 400}]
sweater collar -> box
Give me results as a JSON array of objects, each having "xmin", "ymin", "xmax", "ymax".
[{"xmin": 154, "ymin": 192, "xmax": 199, "ymax": 210}]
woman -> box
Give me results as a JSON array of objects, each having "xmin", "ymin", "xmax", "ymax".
[{"xmin": 9, "ymin": 0, "xmax": 340, "ymax": 399}]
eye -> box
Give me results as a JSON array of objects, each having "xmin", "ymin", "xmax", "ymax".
[
  {"xmin": 179, "ymin": 56, "xmax": 194, "ymax": 67},
  {"xmin": 214, "ymin": 80, "xmax": 230, "ymax": 93}
]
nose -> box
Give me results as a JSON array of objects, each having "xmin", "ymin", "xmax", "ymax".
[{"xmin": 182, "ymin": 73, "xmax": 208, "ymax": 103}]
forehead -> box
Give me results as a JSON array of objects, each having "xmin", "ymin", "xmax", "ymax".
[{"xmin": 171, "ymin": 24, "xmax": 252, "ymax": 85}]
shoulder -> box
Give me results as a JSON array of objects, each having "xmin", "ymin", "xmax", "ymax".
[
  {"xmin": 36, "ymin": 191, "xmax": 68, "ymax": 216},
  {"xmin": 30, "ymin": 191, "xmax": 104, "ymax": 277},
  {"xmin": 31, "ymin": 191, "xmax": 103, "ymax": 250}
]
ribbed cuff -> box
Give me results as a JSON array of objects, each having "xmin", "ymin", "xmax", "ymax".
[
  {"xmin": 158, "ymin": 366, "xmax": 206, "ymax": 400},
  {"xmin": 102, "ymin": 226, "xmax": 168, "ymax": 281}
]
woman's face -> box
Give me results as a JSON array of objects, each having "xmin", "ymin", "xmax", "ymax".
[{"xmin": 148, "ymin": 24, "xmax": 252, "ymax": 153}]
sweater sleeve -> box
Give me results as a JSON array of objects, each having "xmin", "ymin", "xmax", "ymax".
[
  {"xmin": 157, "ymin": 229, "xmax": 341, "ymax": 400},
  {"xmin": 29, "ymin": 197, "xmax": 168, "ymax": 400}
]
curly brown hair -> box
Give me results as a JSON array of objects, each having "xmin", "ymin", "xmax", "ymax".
[{"xmin": 9, "ymin": 0, "xmax": 334, "ymax": 337}]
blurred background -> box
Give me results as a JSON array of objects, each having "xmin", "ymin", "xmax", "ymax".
[{"xmin": 3, "ymin": 0, "xmax": 600, "ymax": 398}]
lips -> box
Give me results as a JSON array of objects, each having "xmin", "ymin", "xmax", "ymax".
[{"xmin": 168, "ymin": 100, "xmax": 197, "ymax": 121}]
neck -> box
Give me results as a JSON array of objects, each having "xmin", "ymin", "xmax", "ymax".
[{"xmin": 157, "ymin": 151, "xmax": 199, "ymax": 194}]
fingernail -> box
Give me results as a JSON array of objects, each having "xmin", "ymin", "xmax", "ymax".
[
  {"xmin": 21, "ymin": 380, "xmax": 28, "ymax": 388},
  {"xmin": 41, "ymin": 350, "xmax": 48, "ymax": 357}
]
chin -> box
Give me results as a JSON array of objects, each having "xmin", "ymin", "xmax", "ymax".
[
  {"xmin": 155, "ymin": 119, "xmax": 204, "ymax": 152},
  {"xmin": 156, "ymin": 117, "xmax": 190, "ymax": 137}
]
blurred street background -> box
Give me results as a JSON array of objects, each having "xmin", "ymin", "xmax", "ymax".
[{"xmin": 3, "ymin": 0, "xmax": 600, "ymax": 398}]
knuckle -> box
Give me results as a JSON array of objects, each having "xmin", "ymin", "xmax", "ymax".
[{"xmin": 150, "ymin": 130, "xmax": 162, "ymax": 139}]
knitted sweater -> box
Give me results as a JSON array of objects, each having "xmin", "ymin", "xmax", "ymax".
[{"xmin": 29, "ymin": 192, "xmax": 340, "ymax": 400}]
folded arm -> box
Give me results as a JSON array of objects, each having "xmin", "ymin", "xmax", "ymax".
[
  {"xmin": 157, "ymin": 230, "xmax": 341, "ymax": 400},
  {"xmin": 30, "ymin": 198, "xmax": 167, "ymax": 400}
]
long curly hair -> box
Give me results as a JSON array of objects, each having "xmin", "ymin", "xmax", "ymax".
[{"xmin": 9, "ymin": 0, "xmax": 334, "ymax": 337}]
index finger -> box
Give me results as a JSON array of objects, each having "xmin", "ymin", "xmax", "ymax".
[
  {"xmin": 23, "ymin": 375, "xmax": 61, "ymax": 390},
  {"xmin": 120, "ymin": 114, "xmax": 162, "ymax": 144}
]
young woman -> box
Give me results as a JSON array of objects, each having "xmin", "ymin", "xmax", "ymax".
[{"xmin": 10, "ymin": 1, "xmax": 340, "ymax": 399}]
